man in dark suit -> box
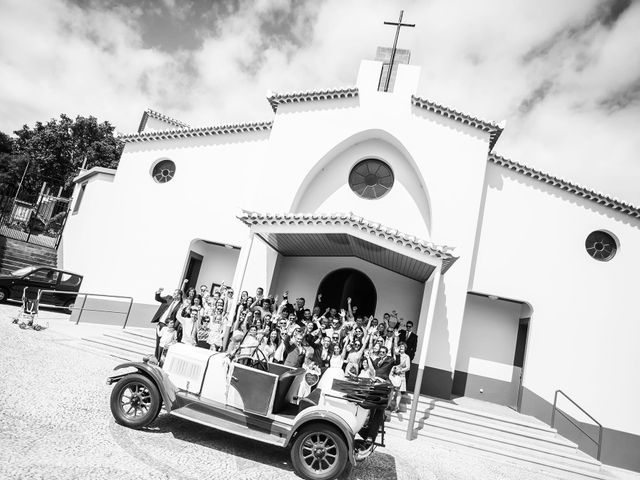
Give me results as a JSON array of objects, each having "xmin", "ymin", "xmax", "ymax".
[
  {"xmin": 151, "ymin": 284, "xmax": 184, "ymax": 359},
  {"xmin": 283, "ymin": 331, "xmax": 306, "ymax": 368},
  {"xmin": 399, "ymin": 321, "xmax": 417, "ymax": 360},
  {"xmin": 372, "ymin": 346, "xmax": 399, "ymax": 381}
]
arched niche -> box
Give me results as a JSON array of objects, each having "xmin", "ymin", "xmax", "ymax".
[
  {"xmin": 316, "ymin": 268, "xmax": 377, "ymax": 317},
  {"xmin": 290, "ymin": 129, "xmax": 432, "ymax": 239}
]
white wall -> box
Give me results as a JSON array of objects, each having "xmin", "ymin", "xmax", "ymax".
[
  {"xmin": 473, "ymin": 162, "xmax": 640, "ymax": 435},
  {"xmin": 268, "ymin": 256, "xmax": 423, "ymax": 326},
  {"xmin": 188, "ymin": 240, "xmax": 240, "ymax": 289},
  {"xmin": 456, "ymin": 294, "xmax": 521, "ymax": 381},
  {"xmin": 62, "ymin": 59, "xmax": 492, "ymax": 381}
]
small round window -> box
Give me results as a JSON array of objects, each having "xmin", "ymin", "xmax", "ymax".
[
  {"xmin": 348, "ymin": 159, "xmax": 394, "ymax": 199},
  {"xmin": 585, "ymin": 230, "xmax": 617, "ymax": 261},
  {"xmin": 152, "ymin": 159, "xmax": 176, "ymax": 183}
]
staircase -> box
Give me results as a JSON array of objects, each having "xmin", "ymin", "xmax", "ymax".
[
  {"xmin": 0, "ymin": 236, "xmax": 58, "ymax": 274},
  {"xmin": 79, "ymin": 328, "xmax": 155, "ymax": 362},
  {"xmin": 387, "ymin": 395, "xmax": 610, "ymax": 479}
]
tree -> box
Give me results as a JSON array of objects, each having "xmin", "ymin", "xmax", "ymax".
[{"xmin": 8, "ymin": 114, "xmax": 123, "ymax": 197}]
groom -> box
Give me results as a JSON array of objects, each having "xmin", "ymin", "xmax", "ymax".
[{"xmin": 151, "ymin": 280, "xmax": 187, "ymax": 359}]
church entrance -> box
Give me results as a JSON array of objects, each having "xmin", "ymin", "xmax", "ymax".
[{"xmin": 316, "ymin": 268, "xmax": 376, "ymax": 317}]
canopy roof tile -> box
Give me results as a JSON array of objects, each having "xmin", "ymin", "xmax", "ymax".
[{"xmin": 238, "ymin": 211, "xmax": 458, "ymax": 278}]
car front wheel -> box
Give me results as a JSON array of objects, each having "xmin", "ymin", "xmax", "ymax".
[
  {"xmin": 110, "ymin": 373, "xmax": 161, "ymax": 429},
  {"xmin": 291, "ymin": 423, "xmax": 349, "ymax": 480}
]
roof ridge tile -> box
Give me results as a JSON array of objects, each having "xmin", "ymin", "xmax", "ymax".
[{"xmin": 488, "ymin": 153, "xmax": 640, "ymax": 220}]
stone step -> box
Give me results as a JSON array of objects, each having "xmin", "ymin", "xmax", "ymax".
[
  {"xmin": 81, "ymin": 336, "xmax": 153, "ymax": 360},
  {"xmin": 102, "ymin": 333, "xmax": 155, "ymax": 349},
  {"xmin": 386, "ymin": 424, "xmax": 608, "ymax": 479},
  {"xmin": 0, "ymin": 250, "xmax": 57, "ymax": 265},
  {"xmin": 407, "ymin": 394, "xmax": 552, "ymax": 432},
  {"xmin": 121, "ymin": 329, "xmax": 156, "ymax": 342},
  {"xmin": 403, "ymin": 401, "xmax": 568, "ymax": 446}
]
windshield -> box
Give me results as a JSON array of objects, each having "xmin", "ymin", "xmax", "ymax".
[{"xmin": 11, "ymin": 266, "xmax": 37, "ymax": 277}]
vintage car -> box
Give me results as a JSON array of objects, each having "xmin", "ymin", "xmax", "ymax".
[{"xmin": 107, "ymin": 343, "xmax": 390, "ymax": 480}]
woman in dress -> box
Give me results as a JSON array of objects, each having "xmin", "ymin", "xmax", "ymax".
[
  {"xmin": 344, "ymin": 338, "xmax": 366, "ymax": 377},
  {"xmin": 328, "ymin": 343, "xmax": 346, "ymax": 369},
  {"xmin": 208, "ymin": 301, "xmax": 227, "ymax": 351},
  {"xmin": 178, "ymin": 298, "xmax": 196, "ymax": 346},
  {"xmin": 389, "ymin": 341, "xmax": 411, "ymax": 412},
  {"xmin": 259, "ymin": 328, "xmax": 280, "ymax": 362}
]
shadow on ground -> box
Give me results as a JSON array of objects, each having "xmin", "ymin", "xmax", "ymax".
[{"xmin": 112, "ymin": 412, "xmax": 399, "ymax": 480}]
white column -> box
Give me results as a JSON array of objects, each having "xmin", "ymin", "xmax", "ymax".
[
  {"xmin": 222, "ymin": 231, "xmax": 255, "ymax": 346},
  {"xmin": 406, "ymin": 264, "xmax": 442, "ymax": 440}
]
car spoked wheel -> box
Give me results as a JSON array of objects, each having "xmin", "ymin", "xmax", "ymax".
[
  {"xmin": 110, "ymin": 373, "xmax": 161, "ymax": 429},
  {"xmin": 291, "ymin": 423, "xmax": 348, "ymax": 480}
]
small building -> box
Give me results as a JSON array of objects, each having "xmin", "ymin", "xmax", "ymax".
[{"xmin": 61, "ymin": 51, "xmax": 640, "ymax": 472}]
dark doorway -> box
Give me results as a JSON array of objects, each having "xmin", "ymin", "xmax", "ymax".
[
  {"xmin": 513, "ymin": 317, "xmax": 530, "ymax": 411},
  {"xmin": 183, "ymin": 251, "xmax": 203, "ymax": 292},
  {"xmin": 316, "ymin": 268, "xmax": 376, "ymax": 317}
]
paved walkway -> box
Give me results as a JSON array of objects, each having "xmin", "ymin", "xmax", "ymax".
[{"xmin": 0, "ymin": 303, "xmax": 636, "ymax": 480}]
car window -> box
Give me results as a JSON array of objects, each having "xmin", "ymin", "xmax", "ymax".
[
  {"xmin": 59, "ymin": 273, "xmax": 82, "ymax": 287},
  {"xmin": 25, "ymin": 269, "xmax": 60, "ymax": 285}
]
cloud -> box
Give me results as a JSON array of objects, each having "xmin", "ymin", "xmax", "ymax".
[{"xmin": 0, "ymin": 0, "xmax": 638, "ymax": 204}]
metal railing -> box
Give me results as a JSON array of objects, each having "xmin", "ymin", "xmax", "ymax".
[
  {"xmin": 551, "ymin": 389, "xmax": 603, "ymax": 460},
  {"xmin": 34, "ymin": 289, "xmax": 134, "ymax": 328}
]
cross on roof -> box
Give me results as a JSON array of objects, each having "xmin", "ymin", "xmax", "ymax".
[{"xmin": 381, "ymin": 10, "xmax": 415, "ymax": 92}]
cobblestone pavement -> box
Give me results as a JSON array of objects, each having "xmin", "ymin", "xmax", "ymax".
[{"xmin": 0, "ymin": 304, "xmax": 604, "ymax": 480}]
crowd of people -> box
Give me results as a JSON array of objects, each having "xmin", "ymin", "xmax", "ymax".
[{"xmin": 151, "ymin": 280, "xmax": 419, "ymax": 413}]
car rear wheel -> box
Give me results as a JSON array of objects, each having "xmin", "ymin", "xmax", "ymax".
[
  {"xmin": 291, "ymin": 423, "xmax": 348, "ymax": 480},
  {"xmin": 110, "ymin": 373, "xmax": 161, "ymax": 429},
  {"xmin": 0, "ymin": 288, "xmax": 8, "ymax": 303}
]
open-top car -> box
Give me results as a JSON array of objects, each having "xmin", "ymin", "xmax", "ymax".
[{"xmin": 107, "ymin": 343, "xmax": 390, "ymax": 480}]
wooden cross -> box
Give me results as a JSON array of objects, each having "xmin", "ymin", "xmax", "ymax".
[{"xmin": 382, "ymin": 10, "xmax": 415, "ymax": 92}]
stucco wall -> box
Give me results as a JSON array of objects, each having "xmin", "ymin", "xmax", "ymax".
[
  {"xmin": 268, "ymin": 256, "xmax": 423, "ymax": 330},
  {"xmin": 456, "ymin": 294, "xmax": 521, "ymax": 380},
  {"xmin": 188, "ymin": 240, "xmax": 240, "ymax": 289},
  {"xmin": 472, "ymin": 162, "xmax": 640, "ymax": 436}
]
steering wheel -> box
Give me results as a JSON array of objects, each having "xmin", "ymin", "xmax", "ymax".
[{"xmin": 233, "ymin": 346, "xmax": 269, "ymax": 372}]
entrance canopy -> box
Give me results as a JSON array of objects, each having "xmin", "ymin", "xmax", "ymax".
[{"xmin": 238, "ymin": 211, "xmax": 458, "ymax": 282}]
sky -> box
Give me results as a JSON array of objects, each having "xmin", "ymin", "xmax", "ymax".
[{"xmin": 1, "ymin": 0, "xmax": 639, "ymax": 204}]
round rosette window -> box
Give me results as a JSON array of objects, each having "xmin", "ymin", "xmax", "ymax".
[
  {"xmin": 152, "ymin": 159, "xmax": 176, "ymax": 183},
  {"xmin": 348, "ymin": 159, "xmax": 394, "ymax": 199},
  {"xmin": 585, "ymin": 230, "xmax": 617, "ymax": 261}
]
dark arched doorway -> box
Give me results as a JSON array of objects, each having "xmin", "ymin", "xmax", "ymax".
[{"xmin": 316, "ymin": 268, "xmax": 377, "ymax": 317}]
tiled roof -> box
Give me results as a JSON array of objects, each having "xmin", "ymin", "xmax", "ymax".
[
  {"xmin": 238, "ymin": 210, "xmax": 458, "ymax": 272},
  {"xmin": 120, "ymin": 121, "xmax": 273, "ymax": 143},
  {"xmin": 267, "ymin": 87, "xmax": 359, "ymax": 113},
  {"xmin": 411, "ymin": 95, "xmax": 503, "ymax": 151},
  {"xmin": 137, "ymin": 109, "xmax": 191, "ymax": 133},
  {"xmin": 489, "ymin": 153, "xmax": 640, "ymax": 219}
]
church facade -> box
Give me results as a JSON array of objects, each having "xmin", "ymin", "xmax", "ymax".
[{"xmin": 61, "ymin": 57, "xmax": 640, "ymax": 471}]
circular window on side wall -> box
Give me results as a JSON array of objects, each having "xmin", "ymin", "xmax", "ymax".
[
  {"xmin": 348, "ymin": 159, "xmax": 394, "ymax": 199},
  {"xmin": 151, "ymin": 159, "xmax": 176, "ymax": 183},
  {"xmin": 585, "ymin": 230, "xmax": 617, "ymax": 261}
]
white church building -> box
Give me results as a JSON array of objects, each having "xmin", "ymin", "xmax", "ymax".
[{"xmin": 61, "ymin": 52, "xmax": 640, "ymax": 471}]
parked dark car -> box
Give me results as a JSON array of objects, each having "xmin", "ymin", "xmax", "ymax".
[{"xmin": 0, "ymin": 265, "xmax": 83, "ymax": 311}]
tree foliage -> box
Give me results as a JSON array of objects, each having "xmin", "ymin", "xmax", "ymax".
[{"xmin": 0, "ymin": 114, "xmax": 123, "ymax": 198}]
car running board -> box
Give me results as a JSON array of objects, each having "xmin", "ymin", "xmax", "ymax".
[{"xmin": 171, "ymin": 405, "xmax": 288, "ymax": 448}]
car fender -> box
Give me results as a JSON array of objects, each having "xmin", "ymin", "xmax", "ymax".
[
  {"xmin": 112, "ymin": 362, "xmax": 179, "ymax": 412},
  {"xmin": 286, "ymin": 406, "xmax": 356, "ymax": 466}
]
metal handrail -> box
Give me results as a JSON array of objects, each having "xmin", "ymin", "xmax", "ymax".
[
  {"xmin": 551, "ymin": 389, "xmax": 603, "ymax": 460},
  {"xmin": 33, "ymin": 289, "xmax": 134, "ymax": 329}
]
